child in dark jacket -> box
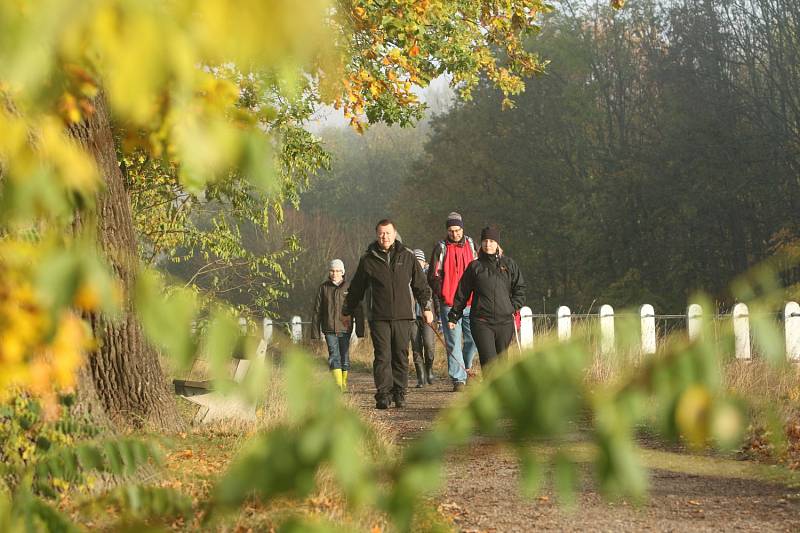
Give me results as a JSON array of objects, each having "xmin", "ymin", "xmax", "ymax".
[{"xmin": 311, "ymin": 259, "xmax": 363, "ymax": 391}]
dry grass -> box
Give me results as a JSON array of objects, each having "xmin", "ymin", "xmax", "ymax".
[
  {"xmin": 725, "ymin": 360, "xmax": 800, "ymax": 415},
  {"xmin": 154, "ymin": 321, "xmax": 800, "ymax": 530},
  {"xmin": 559, "ymin": 319, "xmax": 800, "ymax": 468},
  {"xmin": 529, "ymin": 316, "xmax": 800, "ymax": 410},
  {"xmin": 148, "ymin": 333, "xmax": 422, "ymax": 531}
]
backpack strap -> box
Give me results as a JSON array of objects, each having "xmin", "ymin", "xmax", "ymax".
[
  {"xmin": 465, "ymin": 235, "xmax": 478, "ymax": 260},
  {"xmin": 433, "ymin": 239, "xmax": 447, "ymax": 275}
]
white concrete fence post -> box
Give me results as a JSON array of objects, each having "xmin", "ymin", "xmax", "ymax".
[
  {"xmin": 687, "ymin": 303, "xmax": 703, "ymax": 341},
  {"xmin": 557, "ymin": 306, "xmax": 572, "ymax": 341},
  {"xmin": 785, "ymin": 301, "xmax": 800, "ymax": 362},
  {"xmin": 519, "ymin": 306, "xmax": 534, "ymax": 349},
  {"xmin": 600, "ymin": 304, "xmax": 615, "ymax": 356},
  {"xmin": 733, "ymin": 303, "xmax": 751, "ymax": 360},
  {"xmin": 291, "ymin": 315, "xmax": 303, "ymax": 343},
  {"xmin": 263, "ymin": 318, "xmax": 273, "ymax": 346},
  {"xmin": 640, "ymin": 304, "xmax": 656, "ymax": 355},
  {"xmin": 238, "ymin": 317, "xmax": 248, "ymax": 335}
]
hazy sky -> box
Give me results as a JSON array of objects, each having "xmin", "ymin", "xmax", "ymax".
[{"xmin": 306, "ymin": 74, "xmax": 455, "ymax": 132}]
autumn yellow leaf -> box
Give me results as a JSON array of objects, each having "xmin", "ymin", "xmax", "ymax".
[
  {"xmin": 676, "ymin": 385, "xmax": 712, "ymax": 447},
  {"xmin": 74, "ymin": 282, "xmax": 101, "ymax": 312},
  {"xmin": 59, "ymin": 93, "xmax": 82, "ymax": 124}
]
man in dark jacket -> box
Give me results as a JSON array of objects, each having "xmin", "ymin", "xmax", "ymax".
[{"xmin": 344, "ymin": 219, "xmax": 433, "ymax": 409}]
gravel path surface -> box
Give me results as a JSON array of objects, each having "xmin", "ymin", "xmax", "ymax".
[{"xmin": 346, "ymin": 369, "xmax": 800, "ymax": 532}]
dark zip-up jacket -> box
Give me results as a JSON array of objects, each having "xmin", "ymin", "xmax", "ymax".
[
  {"xmin": 310, "ymin": 278, "xmax": 365, "ymax": 339},
  {"xmin": 344, "ymin": 241, "xmax": 432, "ymax": 321},
  {"xmin": 448, "ymin": 252, "xmax": 526, "ymax": 325}
]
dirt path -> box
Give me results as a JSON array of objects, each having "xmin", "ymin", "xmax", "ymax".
[{"xmin": 346, "ymin": 370, "xmax": 800, "ymax": 532}]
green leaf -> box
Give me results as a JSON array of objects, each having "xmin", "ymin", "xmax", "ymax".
[
  {"xmin": 284, "ymin": 351, "xmax": 313, "ymax": 422},
  {"xmin": 750, "ymin": 305, "xmax": 783, "ymax": 365},
  {"xmin": 240, "ymin": 346, "xmax": 271, "ymax": 404},
  {"xmin": 134, "ymin": 269, "xmax": 199, "ymax": 372},
  {"xmin": 117, "ymin": 440, "xmax": 136, "ymax": 475},
  {"xmin": 468, "ymin": 389, "xmax": 500, "ymax": 433},
  {"xmin": 99, "ymin": 485, "xmax": 192, "ymax": 521},
  {"xmin": 76, "ymin": 445, "xmax": 105, "ymax": 472},
  {"xmin": 29, "ymin": 497, "xmax": 81, "ymax": 533},
  {"xmin": 518, "ymin": 449, "xmax": 544, "ymax": 498},
  {"xmin": 103, "ymin": 441, "xmax": 125, "ymax": 475},
  {"xmin": 242, "ymin": 132, "xmax": 277, "ymax": 195},
  {"xmin": 553, "ymin": 452, "xmax": 577, "ymax": 507},
  {"xmin": 204, "ymin": 307, "xmax": 241, "ymax": 391},
  {"xmin": 35, "ymin": 249, "xmax": 81, "ymax": 321}
]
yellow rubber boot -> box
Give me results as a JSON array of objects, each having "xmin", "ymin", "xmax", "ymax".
[
  {"xmin": 342, "ymin": 370, "xmax": 349, "ymax": 392},
  {"xmin": 331, "ymin": 369, "xmax": 343, "ymax": 391}
]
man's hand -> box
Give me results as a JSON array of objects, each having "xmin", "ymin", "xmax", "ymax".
[
  {"xmin": 448, "ymin": 321, "xmax": 457, "ymax": 330},
  {"xmin": 423, "ymin": 310, "xmax": 434, "ymax": 324}
]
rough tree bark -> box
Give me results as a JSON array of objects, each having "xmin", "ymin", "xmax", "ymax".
[{"xmin": 69, "ymin": 93, "xmax": 182, "ymax": 430}]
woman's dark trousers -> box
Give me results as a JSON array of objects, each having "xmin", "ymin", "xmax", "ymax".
[{"xmin": 470, "ymin": 318, "xmax": 515, "ymax": 367}]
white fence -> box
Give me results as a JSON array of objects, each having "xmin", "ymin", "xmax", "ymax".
[
  {"xmin": 241, "ymin": 316, "xmax": 359, "ymax": 347},
  {"xmin": 250, "ymin": 302, "xmax": 800, "ymax": 362},
  {"xmin": 511, "ymin": 302, "xmax": 800, "ymax": 362}
]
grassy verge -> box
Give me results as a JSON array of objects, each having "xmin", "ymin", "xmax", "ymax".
[{"xmin": 62, "ymin": 339, "xmax": 453, "ymax": 531}]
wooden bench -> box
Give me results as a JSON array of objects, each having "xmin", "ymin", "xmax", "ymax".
[{"xmin": 173, "ymin": 319, "xmax": 272, "ymax": 424}]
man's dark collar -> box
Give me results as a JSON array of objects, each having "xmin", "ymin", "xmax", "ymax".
[{"xmin": 372, "ymin": 241, "xmax": 396, "ymax": 253}]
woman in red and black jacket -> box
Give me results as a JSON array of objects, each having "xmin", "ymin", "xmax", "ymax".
[{"xmin": 447, "ymin": 225, "xmax": 526, "ymax": 367}]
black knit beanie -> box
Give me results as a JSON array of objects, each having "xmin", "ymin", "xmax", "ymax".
[
  {"xmin": 445, "ymin": 211, "xmax": 463, "ymax": 228},
  {"xmin": 480, "ymin": 225, "xmax": 500, "ymax": 242}
]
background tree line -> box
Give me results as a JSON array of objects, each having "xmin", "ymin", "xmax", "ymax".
[{"xmin": 274, "ymin": 0, "xmax": 800, "ymax": 317}]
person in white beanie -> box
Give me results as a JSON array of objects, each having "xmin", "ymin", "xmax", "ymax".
[{"xmin": 311, "ymin": 259, "xmax": 363, "ymax": 391}]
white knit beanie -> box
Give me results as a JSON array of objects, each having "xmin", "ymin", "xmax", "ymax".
[{"xmin": 329, "ymin": 259, "xmax": 345, "ymax": 274}]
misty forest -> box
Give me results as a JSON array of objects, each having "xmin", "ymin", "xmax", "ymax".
[{"xmin": 256, "ymin": 0, "xmax": 800, "ymax": 319}]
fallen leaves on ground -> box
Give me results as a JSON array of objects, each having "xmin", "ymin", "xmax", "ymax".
[
  {"xmin": 740, "ymin": 413, "xmax": 800, "ymax": 470},
  {"xmin": 438, "ymin": 500, "xmax": 470, "ymax": 524}
]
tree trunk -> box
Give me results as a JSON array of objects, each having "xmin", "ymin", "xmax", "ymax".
[{"xmin": 69, "ymin": 94, "xmax": 182, "ymax": 430}]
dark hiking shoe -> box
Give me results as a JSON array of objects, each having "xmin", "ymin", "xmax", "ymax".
[
  {"xmin": 375, "ymin": 398, "xmax": 391, "ymax": 409},
  {"xmin": 393, "ymin": 394, "xmax": 406, "ymax": 408},
  {"xmin": 425, "ymin": 362, "xmax": 435, "ymax": 383},
  {"xmin": 453, "ymin": 382, "xmax": 465, "ymax": 392}
]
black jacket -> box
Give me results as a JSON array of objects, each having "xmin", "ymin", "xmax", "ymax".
[
  {"xmin": 310, "ymin": 278, "xmax": 365, "ymax": 339},
  {"xmin": 344, "ymin": 241, "xmax": 432, "ymax": 321},
  {"xmin": 448, "ymin": 253, "xmax": 526, "ymax": 325}
]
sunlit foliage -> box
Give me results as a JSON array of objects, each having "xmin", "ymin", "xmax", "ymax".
[{"xmin": 9, "ymin": 0, "xmax": 751, "ymax": 531}]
